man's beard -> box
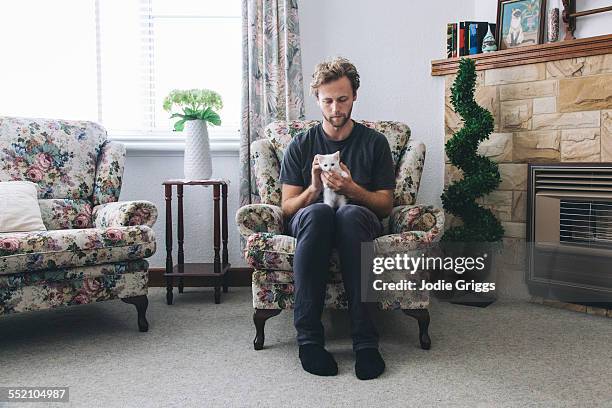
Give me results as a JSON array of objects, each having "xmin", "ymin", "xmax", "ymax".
[{"xmin": 324, "ymin": 106, "xmax": 353, "ymax": 129}]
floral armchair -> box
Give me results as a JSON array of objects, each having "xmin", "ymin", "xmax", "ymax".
[
  {"xmin": 236, "ymin": 120, "xmax": 444, "ymax": 350},
  {"xmin": 0, "ymin": 117, "xmax": 157, "ymax": 331}
]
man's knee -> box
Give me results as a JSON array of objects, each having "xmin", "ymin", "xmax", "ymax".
[
  {"xmin": 336, "ymin": 204, "xmax": 372, "ymax": 224},
  {"xmin": 297, "ymin": 203, "xmax": 335, "ymax": 232},
  {"xmin": 335, "ymin": 204, "xmax": 380, "ymax": 238}
]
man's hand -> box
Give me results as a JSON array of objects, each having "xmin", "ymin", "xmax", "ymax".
[
  {"xmin": 310, "ymin": 155, "xmax": 323, "ymax": 193},
  {"xmin": 281, "ymin": 155, "xmax": 326, "ymax": 218},
  {"xmin": 322, "ymin": 162, "xmax": 393, "ymax": 219},
  {"xmin": 321, "ymin": 162, "xmax": 356, "ymax": 197}
]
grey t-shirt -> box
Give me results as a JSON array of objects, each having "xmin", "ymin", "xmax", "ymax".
[{"xmin": 279, "ymin": 121, "xmax": 396, "ymax": 204}]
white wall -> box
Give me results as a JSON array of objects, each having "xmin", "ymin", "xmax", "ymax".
[
  {"xmin": 298, "ymin": 0, "xmax": 476, "ymax": 208},
  {"xmin": 475, "ymin": 0, "xmax": 612, "ymax": 39}
]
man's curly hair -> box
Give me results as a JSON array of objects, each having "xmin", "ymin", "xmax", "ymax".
[{"xmin": 310, "ymin": 57, "xmax": 360, "ymax": 98}]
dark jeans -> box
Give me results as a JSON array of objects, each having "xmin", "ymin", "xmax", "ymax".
[{"xmin": 287, "ymin": 203, "xmax": 383, "ymax": 351}]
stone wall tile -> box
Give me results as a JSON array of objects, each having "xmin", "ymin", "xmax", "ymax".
[
  {"xmin": 513, "ymin": 131, "xmax": 560, "ymax": 162},
  {"xmin": 560, "ymin": 128, "xmax": 601, "ymax": 162},
  {"xmin": 602, "ymin": 110, "xmax": 612, "ymax": 161},
  {"xmin": 546, "ymin": 58, "xmax": 587, "ymax": 78},
  {"xmin": 532, "ymin": 111, "xmax": 600, "ymax": 130},
  {"xmin": 486, "ymin": 64, "xmax": 545, "ymax": 86},
  {"xmin": 500, "ymin": 80, "xmax": 557, "ymax": 101},
  {"xmin": 512, "ymin": 191, "xmax": 527, "ymax": 222},
  {"xmin": 501, "ymin": 100, "xmax": 533, "ymax": 131},
  {"xmin": 499, "ymin": 163, "xmax": 528, "ymax": 190},
  {"xmin": 533, "ymin": 97, "xmax": 557, "ymax": 114},
  {"xmin": 582, "ymin": 55, "xmax": 612, "ymax": 76},
  {"xmin": 477, "ymin": 133, "xmax": 513, "ymax": 162},
  {"xmin": 558, "ymin": 76, "xmax": 612, "ymax": 112},
  {"xmin": 475, "ymin": 86, "xmax": 500, "ymax": 131}
]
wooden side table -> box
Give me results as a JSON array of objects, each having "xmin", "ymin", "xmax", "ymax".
[{"xmin": 163, "ymin": 179, "xmax": 230, "ymax": 304}]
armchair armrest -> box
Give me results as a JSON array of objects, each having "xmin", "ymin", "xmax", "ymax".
[
  {"xmin": 93, "ymin": 201, "xmax": 158, "ymax": 228},
  {"xmin": 375, "ymin": 205, "xmax": 445, "ymax": 255},
  {"xmin": 236, "ymin": 204, "xmax": 284, "ymax": 238},
  {"xmin": 389, "ymin": 205, "xmax": 445, "ymax": 236}
]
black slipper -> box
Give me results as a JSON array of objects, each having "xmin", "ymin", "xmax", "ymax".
[
  {"xmin": 298, "ymin": 344, "xmax": 338, "ymax": 376},
  {"xmin": 355, "ymin": 348, "xmax": 385, "ymax": 380}
]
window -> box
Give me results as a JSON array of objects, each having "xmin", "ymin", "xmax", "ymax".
[{"xmin": 0, "ymin": 0, "xmax": 242, "ymax": 149}]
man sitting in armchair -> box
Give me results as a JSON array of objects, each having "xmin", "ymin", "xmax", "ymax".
[{"xmin": 280, "ymin": 57, "xmax": 395, "ymax": 380}]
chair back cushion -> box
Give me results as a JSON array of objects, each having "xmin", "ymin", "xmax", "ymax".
[
  {"xmin": 254, "ymin": 120, "xmax": 412, "ymax": 206},
  {"xmin": 0, "ymin": 117, "xmax": 109, "ymax": 229}
]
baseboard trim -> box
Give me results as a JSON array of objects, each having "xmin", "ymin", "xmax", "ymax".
[{"xmin": 148, "ymin": 267, "xmax": 253, "ymax": 287}]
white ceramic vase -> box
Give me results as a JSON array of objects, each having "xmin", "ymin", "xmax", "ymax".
[{"xmin": 183, "ymin": 120, "xmax": 212, "ymax": 180}]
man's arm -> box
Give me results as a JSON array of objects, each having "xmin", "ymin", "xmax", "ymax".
[
  {"xmin": 345, "ymin": 185, "xmax": 394, "ymax": 219},
  {"xmin": 281, "ymin": 184, "xmax": 321, "ymax": 218},
  {"xmin": 281, "ymin": 154, "xmax": 324, "ymax": 218}
]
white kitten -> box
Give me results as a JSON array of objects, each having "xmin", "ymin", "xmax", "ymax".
[{"xmin": 317, "ymin": 151, "xmax": 349, "ymax": 209}]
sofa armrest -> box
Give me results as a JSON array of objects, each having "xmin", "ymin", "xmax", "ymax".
[
  {"xmin": 389, "ymin": 205, "xmax": 444, "ymax": 235},
  {"xmin": 93, "ymin": 201, "xmax": 158, "ymax": 228},
  {"xmin": 375, "ymin": 206, "xmax": 444, "ymax": 256},
  {"xmin": 236, "ymin": 204, "xmax": 284, "ymax": 238}
]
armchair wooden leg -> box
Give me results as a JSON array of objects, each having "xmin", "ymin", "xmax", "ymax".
[
  {"xmin": 403, "ymin": 308, "xmax": 431, "ymax": 350},
  {"xmin": 121, "ymin": 295, "xmax": 149, "ymax": 332},
  {"xmin": 253, "ymin": 309, "xmax": 282, "ymax": 350}
]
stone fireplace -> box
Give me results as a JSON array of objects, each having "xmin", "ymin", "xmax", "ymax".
[{"xmin": 433, "ymin": 35, "xmax": 612, "ymax": 309}]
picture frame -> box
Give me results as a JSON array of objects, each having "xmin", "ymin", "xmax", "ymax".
[{"xmin": 496, "ymin": 0, "xmax": 547, "ymax": 50}]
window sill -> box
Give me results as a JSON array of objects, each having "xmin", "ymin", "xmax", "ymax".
[{"xmin": 108, "ymin": 127, "xmax": 240, "ymax": 156}]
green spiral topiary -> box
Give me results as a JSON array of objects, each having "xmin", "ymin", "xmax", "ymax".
[{"xmin": 441, "ymin": 58, "xmax": 504, "ymax": 242}]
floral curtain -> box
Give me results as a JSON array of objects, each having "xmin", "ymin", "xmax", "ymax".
[{"xmin": 240, "ymin": 0, "xmax": 305, "ymax": 206}]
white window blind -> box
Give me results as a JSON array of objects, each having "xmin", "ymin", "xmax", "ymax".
[
  {"xmin": 0, "ymin": 0, "xmax": 242, "ymax": 150},
  {"xmin": 0, "ymin": 0, "xmax": 99, "ymax": 122}
]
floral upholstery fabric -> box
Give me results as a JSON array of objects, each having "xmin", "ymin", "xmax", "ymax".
[
  {"xmin": 250, "ymin": 139, "xmax": 283, "ymax": 205},
  {"xmin": 93, "ymin": 141, "xmax": 126, "ymax": 205},
  {"xmin": 0, "ymin": 226, "xmax": 155, "ymax": 275},
  {"xmin": 0, "ymin": 261, "xmax": 148, "ymax": 315},
  {"xmin": 235, "ymin": 204, "xmax": 284, "ymax": 237},
  {"xmin": 394, "ymin": 141, "xmax": 426, "ymax": 206},
  {"xmin": 247, "ymin": 234, "xmax": 343, "ymax": 281},
  {"xmin": 389, "ymin": 205, "xmax": 442, "ymax": 234},
  {"xmin": 93, "ymin": 201, "xmax": 158, "ymax": 228},
  {"xmin": 39, "ymin": 199, "xmax": 93, "ymax": 230},
  {"xmin": 252, "ymin": 280, "xmax": 428, "ymax": 310},
  {"xmin": 0, "ymin": 116, "xmax": 107, "ymax": 199},
  {"xmin": 240, "ymin": 120, "xmax": 442, "ymax": 311}
]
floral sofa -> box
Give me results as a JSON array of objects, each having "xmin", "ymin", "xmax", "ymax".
[
  {"xmin": 236, "ymin": 120, "xmax": 444, "ymax": 350},
  {"xmin": 0, "ymin": 117, "xmax": 157, "ymax": 331}
]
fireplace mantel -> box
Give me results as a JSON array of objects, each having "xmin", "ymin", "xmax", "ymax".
[{"xmin": 431, "ymin": 34, "xmax": 612, "ymax": 76}]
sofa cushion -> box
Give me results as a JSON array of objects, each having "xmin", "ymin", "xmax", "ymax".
[
  {"xmin": 0, "ymin": 116, "xmax": 107, "ymax": 200},
  {"xmin": 0, "ymin": 181, "xmax": 46, "ymax": 232},
  {"xmin": 0, "ymin": 260, "xmax": 148, "ymax": 315},
  {"xmin": 0, "ymin": 226, "xmax": 156, "ymax": 275}
]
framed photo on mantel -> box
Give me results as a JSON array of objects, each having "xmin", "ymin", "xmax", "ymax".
[{"xmin": 496, "ymin": 0, "xmax": 547, "ymax": 50}]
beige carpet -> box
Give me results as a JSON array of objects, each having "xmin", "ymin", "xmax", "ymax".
[{"xmin": 1, "ymin": 288, "xmax": 611, "ymax": 408}]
